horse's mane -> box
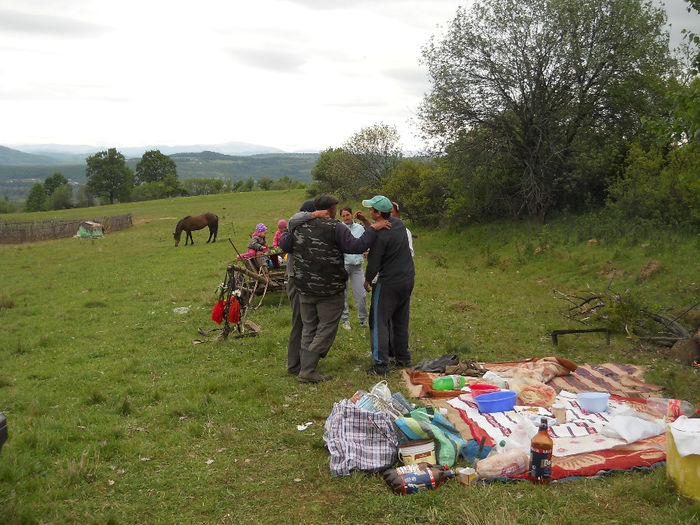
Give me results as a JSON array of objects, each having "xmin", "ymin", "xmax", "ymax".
[{"xmin": 174, "ymin": 216, "xmax": 191, "ymax": 234}]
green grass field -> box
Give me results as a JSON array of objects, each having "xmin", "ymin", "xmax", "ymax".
[{"xmin": 1, "ymin": 190, "xmax": 698, "ymax": 523}]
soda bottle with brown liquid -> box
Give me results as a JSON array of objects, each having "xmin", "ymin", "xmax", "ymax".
[{"xmin": 529, "ymin": 418, "xmax": 553, "ymax": 484}]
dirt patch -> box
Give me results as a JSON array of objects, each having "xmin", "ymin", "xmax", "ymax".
[
  {"xmin": 132, "ymin": 217, "xmax": 177, "ymax": 226},
  {"xmin": 449, "ymin": 301, "xmax": 481, "ymax": 312},
  {"xmin": 640, "ymin": 260, "xmax": 661, "ymax": 281}
]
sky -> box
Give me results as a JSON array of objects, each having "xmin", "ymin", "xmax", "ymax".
[{"xmin": 1, "ymin": 0, "xmax": 697, "ymax": 153}]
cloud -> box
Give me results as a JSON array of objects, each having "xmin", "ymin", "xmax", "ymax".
[
  {"xmin": 0, "ymin": 8, "xmax": 108, "ymax": 36},
  {"xmin": 383, "ymin": 66, "xmax": 429, "ymax": 93},
  {"xmin": 225, "ymin": 47, "xmax": 307, "ymax": 72}
]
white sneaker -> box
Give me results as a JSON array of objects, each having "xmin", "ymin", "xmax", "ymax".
[{"xmin": 342, "ymin": 320, "xmax": 351, "ymax": 331}]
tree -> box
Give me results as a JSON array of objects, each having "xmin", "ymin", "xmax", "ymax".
[
  {"xmin": 48, "ymin": 184, "xmax": 73, "ymax": 210},
  {"xmin": 183, "ymin": 178, "xmax": 224, "ymax": 196},
  {"xmin": 381, "ymin": 159, "xmax": 449, "ymax": 225},
  {"xmin": 134, "ymin": 150, "xmax": 184, "ymax": 199},
  {"xmin": 311, "ymin": 147, "xmax": 363, "ymax": 199},
  {"xmin": 44, "ymin": 172, "xmax": 68, "ymax": 196},
  {"xmin": 419, "ymin": 0, "xmax": 672, "ymax": 222},
  {"xmin": 85, "ymin": 148, "xmax": 134, "ymax": 204},
  {"xmin": 257, "ymin": 177, "xmax": 273, "ymax": 191},
  {"xmin": 135, "ymin": 150, "xmax": 177, "ymax": 184},
  {"xmin": 24, "ymin": 182, "xmax": 47, "ymax": 212},
  {"xmin": 75, "ymin": 185, "xmax": 95, "ymax": 208},
  {"xmin": 343, "ymin": 123, "xmax": 402, "ymax": 192}
]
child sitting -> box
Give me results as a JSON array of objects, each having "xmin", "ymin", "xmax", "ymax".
[
  {"xmin": 239, "ymin": 223, "xmax": 268, "ymax": 259},
  {"xmin": 272, "ymin": 219, "xmax": 287, "ymax": 248}
]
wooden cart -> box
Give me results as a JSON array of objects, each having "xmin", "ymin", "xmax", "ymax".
[{"xmin": 213, "ymin": 252, "xmax": 286, "ymax": 339}]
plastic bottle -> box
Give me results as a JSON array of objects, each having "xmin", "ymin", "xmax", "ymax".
[
  {"xmin": 432, "ymin": 375, "xmax": 466, "ymax": 390},
  {"xmin": 382, "ymin": 463, "xmax": 455, "ymax": 494},
  {"xmin": 486, "ymin": 439, "xmax": 507, "ymax": 457},
  {"xmin": 482, "ymin": 371, "xmax": 509, "ymax": 389},
  {"xmin": 529, "ymin": 418, "xmax": 553, "ymax": 484},
  {"xmin": 646, "ymin": 397, "xmax": 695, "ymax": 421}
]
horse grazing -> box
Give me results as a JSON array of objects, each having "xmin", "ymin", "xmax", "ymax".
[{"xmin": 174, "ymin": 213, "xmax": 218, "ymax": 247}]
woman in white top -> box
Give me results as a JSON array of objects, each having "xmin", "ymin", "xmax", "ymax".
[{"xmin": 340, "ymin": 207, "xmax": 368, "ymax": 330}]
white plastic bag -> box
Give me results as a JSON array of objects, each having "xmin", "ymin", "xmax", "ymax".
[{"xmin": 370, "ymin": 380, "xmax": 392, "ymax": 402}]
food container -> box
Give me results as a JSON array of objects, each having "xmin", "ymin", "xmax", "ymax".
[
  {"xmin": 474, "ymin": 390, "xmax": 517, "ymax": 413},
  {"xmin": 576, "ymin": 392, "xmax": 610, "ymax": 413},
  {"xmin": 469, "ymin": 384, "xmax": 501, "ymax": 397},
  {"xmin": 666, "ymin": 422, "xmax": 700, "ymax": 500},
  {"xmin": 455, "ymin": 467, "xmax": 477, "ymax": 486},
  {"xmin": 552, "ymin": 403, "xmax": 567, "ymax": 424},
  {"xmin": 398, "ymin": 439, "xmax": 436, "ymax": 465}
]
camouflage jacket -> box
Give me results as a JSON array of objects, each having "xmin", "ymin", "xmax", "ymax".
[{"xmin": 291, "ymin": 218, "xmax": 346, "ymax": 296}]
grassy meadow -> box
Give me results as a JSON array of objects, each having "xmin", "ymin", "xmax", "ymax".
[{"xmin": 1, "ymin": 189, "xmax": 698, "ymax": 524}]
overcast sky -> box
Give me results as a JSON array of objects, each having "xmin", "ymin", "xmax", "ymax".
[{"xmin": 1, "ymin": 0, "xmax": 697, "ymax": 153}]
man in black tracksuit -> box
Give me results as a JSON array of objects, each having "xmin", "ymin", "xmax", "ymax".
[{"xmin": 361, "ymin": 195, "xmax": 415, "ymax": 376}]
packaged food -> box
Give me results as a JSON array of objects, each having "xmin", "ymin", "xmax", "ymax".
[{"xmin": 475, "ymin": 449, "xmax": 529, "ymax": 479}]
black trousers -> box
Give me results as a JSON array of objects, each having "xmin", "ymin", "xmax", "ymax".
[{"xmin": 369, "ymin": 277, "xmax": 414, "ymax": 367}]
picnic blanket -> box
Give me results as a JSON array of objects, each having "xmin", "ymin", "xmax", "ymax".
[
  {"xmin": 448, "ymin": 392, "xmax": 635, "ymax": 456},
  {"xmin": 404, "ymin": 360, "xmax": 668, "ymax": 481},
  {"xmin": 447, "ymin": 393, "xmax": 666, "ymax": 480}
]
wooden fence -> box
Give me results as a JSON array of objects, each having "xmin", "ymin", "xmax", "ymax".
[{"xmin": 0, "ymin": 213, "xmax": 132, "ymax": 244}]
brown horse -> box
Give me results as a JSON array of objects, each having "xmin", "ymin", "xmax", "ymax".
[{"xmin": 174, "ymin": 213, "xmax": 218, "ymax": 246}]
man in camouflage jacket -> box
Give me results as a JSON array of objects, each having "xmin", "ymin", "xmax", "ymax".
[{"xmin": 280, "ymin": 194, "xmax": 388, "ymax": 383}]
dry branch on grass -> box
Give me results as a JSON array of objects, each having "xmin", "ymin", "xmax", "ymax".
[{"xmin": 554, "ymin": 284, "xmax": 698, "ymax": 347}]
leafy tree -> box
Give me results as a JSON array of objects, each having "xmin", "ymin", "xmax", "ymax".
[
  {"xmin": 343, "ymin": 123, "xmax": 402, "ymax": 192},
  {"xmin": 48, "ymin": 184, "xmax": 73, "ymax": 210},
  {"xmin": 183, "ymin": 178, "xmax": 224, "ymax": 196},
  {"xmin": 75, "ymin": 185, "xmax": 95, "ymax": 208},
  {"xmin": 240, "ymin": 178, "xmax": 255, "ymax": 192},
  {"xmin": 381, "ymin": 159, "xmax": 449, "ymax": 225},
  {"xmin": 682, "ymin": 0, "xmax": 700, "ymax": 73},
  {"xmin": 24, "ymin": 182, "xmax": 47, "ymax": 212},
  {"xmin": 0, "ymin": 197, "xmax": 16, "ymax": 214},
  {"xmin": 44, "ymin": 172, "xmax": 68, "ymax": 196},
  {"xmin": 419, "ymin": 0, "xmax": 672, "ymax": 222},
  {"xmin": 606, "ymin": 142, "xmax": 699, "ymax": 227},
  {"xmin": 134, "ymin": 150, "xmax": 184, "ymax": 198},
  {"xmin": 85, "ymin": 148, "xmax": 134, "ymax": 204},
  {"xmin": 311, "ymin": 147, "xmax": 362, "ymax": 199},
  {"xmin": 257, "ymin": 177, "xmax": 273, "ymax": 191},
  {"xmin": 135, "ymin": 150, "xmax": 177, "ymax": 184}
]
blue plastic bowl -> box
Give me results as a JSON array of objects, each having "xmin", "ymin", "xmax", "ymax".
[
  {"xmin": 577, "ymin": 392, "xmax": 610, "ymax": 413},
  {"xmin": 474, "ymin": 390, "xmax": 517, "ymax": 413}
]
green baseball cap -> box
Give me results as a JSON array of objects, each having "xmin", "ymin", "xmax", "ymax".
[{"xmin": 361, "ymin": 195, "xmax": 392, "ymax": 213}]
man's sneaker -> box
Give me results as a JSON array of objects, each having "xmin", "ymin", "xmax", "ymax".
[
  {"xmin": 391, "ymin": 360, "xmax": 412, "ymax": 371},
  {"xmin": 359, "ymin": 319, "xmax": 368, "ymax": 328},
  {"xmin": 342, "ymin": 320, "xmax": 351, "ymax": 330},
  {"xmin": 365, "ymin": 364, "xmax": 390, "ymax": 377}
]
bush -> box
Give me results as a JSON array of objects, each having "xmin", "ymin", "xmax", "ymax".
[
  {"xmin": 606, "ymin": 142, "xmax": 699, "ymax": 227},
  {"xmin": 381, "ymin": 159, "xmax": 449, "ymax": 225}
]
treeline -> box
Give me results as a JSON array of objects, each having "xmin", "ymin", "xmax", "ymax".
[
  {"xmin": 16, "ymin": 149, "xmax": 307, "ymax": 213},
  {"xmin": 310, "ymin": 0, "xmax": 699, "ymax": 233}
]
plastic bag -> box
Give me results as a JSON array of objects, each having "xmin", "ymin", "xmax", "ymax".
[
  {"xmin": 370, "ymin": 380, "xmax": 392, "ymax": 402},
  {"xmin": 476, "ymin": 449, "xmax": 529, "ymax": 479},
  {"xmin": 517, "ymin": 382, "xmax": 557, "ymax": 408}
]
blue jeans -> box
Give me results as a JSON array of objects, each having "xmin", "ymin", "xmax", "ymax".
[{"xmin": 342, "ymin": 263, "xmax": 367, "ymax": 322}]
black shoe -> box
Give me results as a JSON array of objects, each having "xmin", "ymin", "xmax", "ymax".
[
  {"xmin": 392, "ymin": 360, "xmax": 412, "ymax": 370},
  {"xmin": 366, "ymin": 364, "xmax": 390, "ymax": 377}
]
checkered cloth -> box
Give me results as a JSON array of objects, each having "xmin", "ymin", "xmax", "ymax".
[{"xmin": 323, "ymin": 399, "xmax": 399, "ymax": 477}]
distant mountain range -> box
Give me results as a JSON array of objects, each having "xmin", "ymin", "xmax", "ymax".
[
  {"xmin": 1, "ymin": 141, "xmax": 304, "ymax": 166},
  {"xmin": 0, "ymin": 144, "xmax": 319, "ymax": 200}
]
